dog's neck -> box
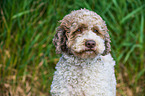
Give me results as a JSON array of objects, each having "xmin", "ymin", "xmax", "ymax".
[{"xmin": 62, "ymin": 53, "xmax": 103, "ymax": 66}]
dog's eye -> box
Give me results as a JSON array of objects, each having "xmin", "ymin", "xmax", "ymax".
[
  {"xmin": 94, "ymin": 29, "xmax": 99, "ymax": 33},
  {"xmin": 94, "ymin": 29, "xmax": 101, "ymax": 35},
  {"xmin": 77, "ymin": 28, "xmax": 81, "ymax": 32}
]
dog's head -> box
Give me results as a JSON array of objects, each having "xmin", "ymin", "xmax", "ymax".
[{"xmin": 53, "ymin": 9, "xmax": 111, "ymax": 58}]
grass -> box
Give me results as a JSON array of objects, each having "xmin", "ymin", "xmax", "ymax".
[{"xmin": 0, "ymin": 0, "xmax": 145, "ymax": 95}]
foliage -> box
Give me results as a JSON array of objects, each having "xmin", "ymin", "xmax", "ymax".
[{"xmin": 0, "ymin": 0, "xmax": 145, "ymax": 95}]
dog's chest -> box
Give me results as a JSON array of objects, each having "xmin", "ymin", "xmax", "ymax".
[
  {"xmin": 51, "ymin": 55, "xmax": 116, "ymax": 96},
  {"xmin": 57, "ymin": 56, "xmax": 111, "ymax": 95}
]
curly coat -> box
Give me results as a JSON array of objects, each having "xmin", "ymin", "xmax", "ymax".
[{"xmin": 51, "ymin": 9, "xmax": 116, "ymax": 96}]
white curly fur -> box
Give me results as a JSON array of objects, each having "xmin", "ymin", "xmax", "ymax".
[{"xmin": 51, "ymin": 9, "xmax": 116, "ymax": 96}]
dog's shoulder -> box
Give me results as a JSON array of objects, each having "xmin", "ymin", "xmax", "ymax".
[{"xmin": 101, "ymin": 53, "xmax": 115, "ymax": 66}]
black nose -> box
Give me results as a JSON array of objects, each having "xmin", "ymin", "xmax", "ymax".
[{"xmin": 85, "ymin": 40, "xmax": 96, "ymax": 48}]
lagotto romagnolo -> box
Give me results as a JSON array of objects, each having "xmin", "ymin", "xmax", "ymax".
[{"xmin": 51, "ymin": 9, "xmax": 116, "ymax": 96}]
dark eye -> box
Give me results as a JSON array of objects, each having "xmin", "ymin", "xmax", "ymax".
[
  {"xmin": 77, "ymin": 28, "xmax": 81, "ymax": 32},
  {"xmin": 94, "ymin": 29, "xmax": 99, "ymax": 33}
]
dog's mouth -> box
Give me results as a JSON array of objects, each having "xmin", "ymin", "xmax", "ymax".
[
  {"xmin": 82, "ymin": 48, "xmax": 97, "ymax": 53},
  {"xmin": 72, "ymin": 48, "xmax": 98, "ymax": 55},
  {"xmin": 71, "ymin": 49, "xmax": 98, "ymax": 59},
  {"xmin": 83, "ymin": 49, "xmax": 94, "ymax": 53}
]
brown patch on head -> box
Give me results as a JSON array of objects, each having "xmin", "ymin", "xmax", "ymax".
[
  {"xmin": 69, "ymin": 24, "xmax": 88, "ymax": 40},
  {"xmin": 92, "ymin": 26, "xmax": 105, "ymax": 39},
  {"xmin": 102, "ymin": 33, "xmax": 111, "ymax": 55},
  {"xmin": 53, "ymin": 26, "xmax": 68, "ymax": 54},
  {"xmin": 53, "ymin": 12, "xmax": 76, "ymax": 54}
]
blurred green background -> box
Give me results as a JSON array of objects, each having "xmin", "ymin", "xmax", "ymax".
[{"xmin": 0, "ymin": 0, "xmax": 145, "ymax": 96}]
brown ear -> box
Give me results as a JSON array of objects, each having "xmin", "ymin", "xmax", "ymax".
[
  {"xmin": 53, "ymin": 26, "xmax": 68, "ymax": 54},
  {"xmin": 102, "ymin": 34, "xmax": 111, "ymax": 55}
]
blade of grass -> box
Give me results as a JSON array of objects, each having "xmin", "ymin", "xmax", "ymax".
[
  {"xmin": 124, "ymin": 44, "xmax": 142, "ymax": 63},
  {"xmin": 12, "ymin": 10, "xmax": 34, "ymax": 19},
  {"xmin": 135, "ymin": 68, "xmax": 145, "ymax": 83},
  {"xmin": 121, "ymin": 5, "xmax": 145, "ymax": 24}
]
